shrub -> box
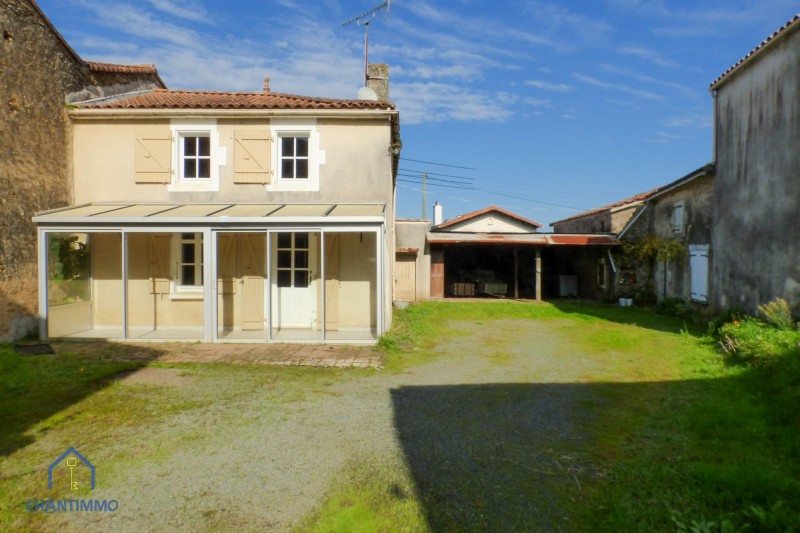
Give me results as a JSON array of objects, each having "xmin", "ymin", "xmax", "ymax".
[
  {"xmin": 657, "ymin": 298, "xmax": 695, "ymax": 321},
  {"xmin": 757, "ymin": 298, "xmax": 795, "ymax": 330},
  {"xmin": 719, "ymin": 317, "xmax": 799, "ymax": 364}
]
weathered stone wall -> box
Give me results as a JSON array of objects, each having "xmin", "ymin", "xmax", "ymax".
[
  {"xmin": 0, "ymin": 0, "xmax": 90, "ymax": 339},
  {"xmin": 651, "ymin": 174, "xmax": 715, "ymax": 303},
  {"xmin": 552, "ymin": 211, "xmax": 612, "ymax": 234},
  {"xmin": 713, "ymin": 25, "xmax": 800, "ymax": 314}
]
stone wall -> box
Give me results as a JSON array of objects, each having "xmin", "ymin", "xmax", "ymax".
[
  {"xmin": 713, "ymin": 25, "xmax": 800, "ymax": 314},
  {"xmin": 0, "ymin": 0, "xmax": 162, "ymax": 339}
]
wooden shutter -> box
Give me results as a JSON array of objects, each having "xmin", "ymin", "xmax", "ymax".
[
  {"xmin": 148, "ymin": 234, "xmax": 171, "ymax": 294},
  {"xmin": 135, "ymin": 134, "xmax": 172, "ymax": 183},
  {"xmin": 217, "ymin": 234, "xmax": 237, "ymax": 295},
  {"xmin": 689, "ymin": 244, "xmax": 709, "ymax": 303},
  {"xmin": 234, "ymin": 130, "xmax": 272, "ymax": 184}
]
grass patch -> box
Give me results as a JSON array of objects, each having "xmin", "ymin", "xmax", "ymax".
[{"xmin": 299, "ymin": 459, "xmax": 426, "ymax": 533}]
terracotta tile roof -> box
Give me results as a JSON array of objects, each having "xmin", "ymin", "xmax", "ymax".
[
  {"xmin": 434, "ymin": 205, "xmax": 542, "ymax": 230},
  {"xmin": 85, "ymin": 61, "xmax": 160, "ymax": 75},
  {"xmin": 80, "ymin": 89, "xmax": 395, "ymax": 110},
  {"xmin": 711, "ymin": 13, "xmax": 800, "ymax": 90},
  {"xmin": 551, "ymin": 187, "xmax": 663, "ymax": 226}
]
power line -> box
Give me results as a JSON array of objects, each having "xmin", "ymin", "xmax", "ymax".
[
  {"xmin": 399, "ymin": 168, "xmax": 475, "ymax": 181},
  {"xmin": 397, "ymin": 178, "xmax": 474, "ymax": 191},
  {"xmin": 472, "ymin": 187, "xmax": 585, "ymax": 210},
  {"xmin": 398, "ymin": 172, "xmax": 475, "ymax": 185},
  {"xmin": 399, "ymin": 157, "xmax": 475, "ymax": 170}
]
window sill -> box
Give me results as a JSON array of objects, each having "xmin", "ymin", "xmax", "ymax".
[{"xmin": 170, "ymin": 291, "xmax": 204, "ymax": 301}]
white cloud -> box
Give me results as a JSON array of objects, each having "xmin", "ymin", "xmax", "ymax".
[
  {"xmin": 525, "ymin": 80, "xmax": 572, "ymax": 91},
  {"xmin": 146, "ymin": 0, "xmax": 209, "ymax": 23},
  {"xmin": 618, "ymin": 46, "xmax": 678, "ymax": 68},
  {"xmin": 600, "ymin": 64, "xmax": 694, "ymax": 98},
  {"xmin": 573, "ymin": 73, "xmax": 663, "ymax": 101},
  {"xmin": 392, "ymin": 82, "xmax": 514, "ymax": 124},
  {"xmin": 667, "ymin": 114, "xmax": 713, "ymax": 129}
]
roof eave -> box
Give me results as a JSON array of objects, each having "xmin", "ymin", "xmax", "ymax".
[
  {"xmin": 710, "ymin": 14, "xmax": 800, "ymax": 92},
  {"xmin": 68, "ymin": 107, "xmax": 399, "ymax": 119}
]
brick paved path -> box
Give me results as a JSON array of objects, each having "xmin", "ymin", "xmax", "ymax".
[{"xmin": 53, "ymin": 341, "xmax": 383, "ymax": 368}]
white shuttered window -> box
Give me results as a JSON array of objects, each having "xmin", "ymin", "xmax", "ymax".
[{"xmin": 689, "ymin": 244, "xmax": 709, "ymax": 303}]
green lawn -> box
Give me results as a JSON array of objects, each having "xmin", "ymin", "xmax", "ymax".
[
  {"xmin": 309, "ymin": 302, "xmax": 800, "ymax": 532},
  {"xmin": 2, "ymin": 302, "xmax": 799, "ymax": 532}
]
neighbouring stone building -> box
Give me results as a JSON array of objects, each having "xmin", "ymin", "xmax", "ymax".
[
  {"xmin": 710, "ymin": 14, "xmax": 800, "ymax": 314},
  {"xmin": 550, "ymin": 188, "xmax": 659, "ymax": 235},
  {"xmin": 0, "ymin": 0, "xmax": 164, "ymax": 340},
  {"xmin": 617, "ymin": 165, "xmax": 715, "ymax": 306}
]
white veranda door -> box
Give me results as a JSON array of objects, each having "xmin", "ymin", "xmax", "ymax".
[{"xmin": 272, "ymin": 232, "xmax": 316, "ymax": 329}]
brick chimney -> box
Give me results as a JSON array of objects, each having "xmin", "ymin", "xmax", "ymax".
[{"xmin": 366, "ymin": 63, "xmax": 389, "ymax": 101}]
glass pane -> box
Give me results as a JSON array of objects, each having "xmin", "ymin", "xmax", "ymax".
[
  {"xmin": 278, "ymin": 250, "xmax": 291, "ymax": 268},
  {"xmin": 296, "ymin": 159, "xmax": 308, "ymax": 179},
  {"xmin": 198, "ymin": 136, "xmax": 210, "ymax": 156},
  {"xmin": 294, "ymin": 270, "xmax": 308, "ymax": 288},
  {"xmin": 281, "ymin": 137, "xmax": 294, "ymax": 157},
  {"xmin": 182, "ymin": 265, "xmax": 194, "ymax": 285},
  {"xmin": 296, "ymin": 137, "xmax": 308, "ymax": 157},
  {"xmin": 282, "ymin": 159, "xmax": 294, "ymax": 178},
  {"xmin": 277, "ymin": 270, "xmax": 291, "ymax": 287},
  {"xmin": 184, "ymin": 159, "xmax": 196, "ymax": 178},
  {"xmin": 295, "ymin": 232, "xmax": 309, "ymax": 249},
  {"xmin": 198, "ymin": 159, "xmax": 210, "ymax": 178},
  {"xmin": 47, "ymin": 233, "xmax": 91, "ymax": 307},
  {"xmin": 295, "ymin": 250, "xmax": 308, "ymax": 269},
  {"xmin": 277, "ymin": 233, "xmax": 291, "ymax": 248},
  {"xmin": 182, "ymin": 242, "xmax": 195, "ymax": 263},
  {"xmin": 184, "ymin": 137, "xmax": 197, "ymax": 156}
]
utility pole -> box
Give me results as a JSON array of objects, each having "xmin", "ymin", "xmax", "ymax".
[{"xmin": 421, "ymin": 172, "xmax": 427, "ymax": 219}]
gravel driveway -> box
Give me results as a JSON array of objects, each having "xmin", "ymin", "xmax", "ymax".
[{"xmin": 51, "ymin": 317, "xmax": 629, "ymax": 532}]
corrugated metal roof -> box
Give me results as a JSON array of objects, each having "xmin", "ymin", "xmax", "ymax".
[
  {"xmin": 34, "ymin": 203, "xmax": 385, "ymax": 224},
  {"xmin": 427, "ymin": 232, "xmax": 618, "ymax": 246}
]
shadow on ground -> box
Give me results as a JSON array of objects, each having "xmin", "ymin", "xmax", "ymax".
[
  {"xmin": 391, "ymin": 379, "xmax": 700, "ymax": 532},
  {"xmin": 0, "ymin": 341, "xmax": 165, "ymax": 456}
]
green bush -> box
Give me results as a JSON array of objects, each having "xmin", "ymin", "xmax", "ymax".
[
  {"xmin": 719, "ymin": 317, "xmax": 799, "ymax": 364},
  {"xmin": 757, "ymin": 298, "xmax": 795, "ymax": 330},
  {"xmin": 657, "ymin": 298, "xmax": 695, "ymax": 321}
]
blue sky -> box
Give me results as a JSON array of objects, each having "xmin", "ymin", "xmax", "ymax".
[{"xmin": 39, "ymin": 0, "xmax": 800, "ymax": 226}]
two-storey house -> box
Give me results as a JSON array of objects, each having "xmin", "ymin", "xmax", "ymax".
[{"xmin": 34, "ymin": 81, "xmax": 400, "ymax": 343}]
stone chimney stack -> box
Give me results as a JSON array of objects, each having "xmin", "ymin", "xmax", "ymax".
[
  {"xmin": 366, "ymin": 63, "xmax": 389, "ymax": 101},
  {"xmin": 263, "ymin": 76, "xmax": 270, "ymax": 93}
]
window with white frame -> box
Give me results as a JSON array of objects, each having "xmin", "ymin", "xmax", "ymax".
[
  {"xmin": 173, "ymin": 232, "xmax": 204, "ymax": 293},
  {"xmin": 268, "ymin": 120, "xmax": 323, "ymax": 192},
  {"xmin": 180, "ymin": 134, "xmax": 211, "ymax": 180},
  {"xmin": 276, "ymin": 232, "xmax": 309, "ymax": 288},
  {"xmin": 168, "ymin": 120, "xmax": 224, "ymax": 192},
  {"xmin": 279, "ymin": 135, "xmax": 309, "ymax": 180}
]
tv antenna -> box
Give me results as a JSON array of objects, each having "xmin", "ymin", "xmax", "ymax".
[{"xmin": 342, "ymin": 1, "xmax": 391, "ymax": 87}]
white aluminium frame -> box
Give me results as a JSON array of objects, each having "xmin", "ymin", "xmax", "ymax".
[{"xmin": 39, "ymin": 224, "xmax": 384, "ymax": 344}]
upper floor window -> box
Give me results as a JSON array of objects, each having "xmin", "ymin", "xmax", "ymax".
[
  {"xmin": 181, "ymin": 135, "xmax": 211, "ymax": 180},
  {"xmin": 168, "ymin": 120, "xmax": 224, "ymax": 193},
  {"xmin": 672, "ymin": 200, "xmax": 685, "ymax": 234},
  {"xmin": 280, "ymin": 135, "xmax": 309, "ymax": 180},
  {"xmin": 268, "ymin": 119, "xmax": 323, "ymax": 192}
]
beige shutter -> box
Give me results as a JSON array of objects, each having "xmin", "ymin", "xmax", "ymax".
[
  {"xmin": 234, "ymin": 130, "xmax": 272, "ymax": 184},
  {"xmin": 148, "ymin": 234, "xmax": 171, "ymax": 294},
  {"xmin": 135, "ymin": 133, "xmax": 172, "ymax": 183},
  {"xmin": 217, "ymin": 234, "xmax": 237, "ymax": 295}
]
